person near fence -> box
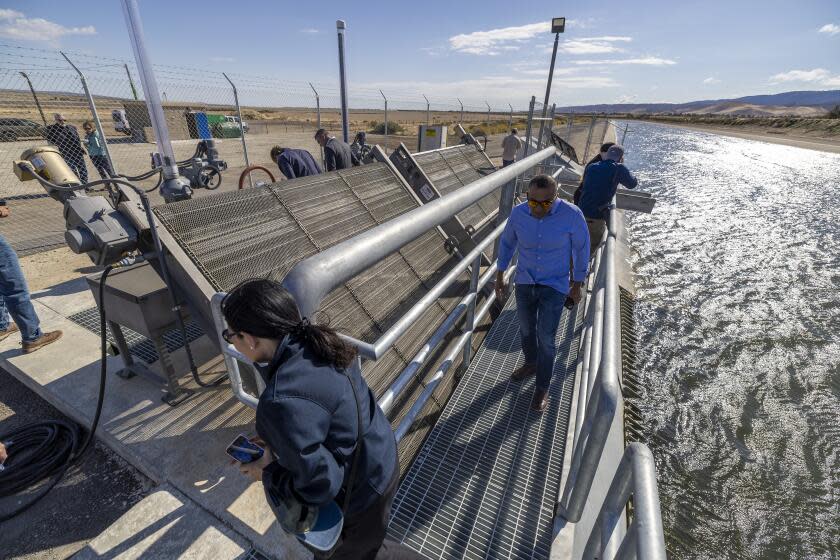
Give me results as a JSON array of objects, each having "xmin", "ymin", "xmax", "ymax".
[
  {"xmin": 501, "ymin": 129, "xmax": 522, "ymax": 167},
  {"xmin": 573, "ymin": 141, "xmax": 614, "ymax": 206},
  {"xmin": 44, "ymin": 113, "xmax": 88, "ymax": 183},
  {"xmin": 315, "ymin": 129, "xmax": 359, "ymax": 172},
  {"xmin": 0, "ymin": 234, "xmax": 63, "ymax": 353},
  {"xmin": 270, "ymin": 146, "xmax": 322, "ymax": 179},
  {"xmin": 350, "ymin": 131, "xmax": 370, "ymax": 163},
  {"xmin": 577, "ymin": 144, "xmax": 637, "ymax": 253},
  {"xmin": 82, "ymin": 121, "xmax": 112, "ymax": 182},
  {"xmin": 495, "ymin": 174, "xmax": 589, "ymax": 413},
  {"xmin": 222, "ymin": 279, "xmax": 426, "ymax": 560}
]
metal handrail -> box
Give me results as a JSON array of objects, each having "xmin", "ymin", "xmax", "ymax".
[
  {"xmin": 554, "ymin": 202, "xmax": 665, "ymax": 558},
  {"xmin": 341, "ymin": 220, "xmax": 507, "ymax": 360},
  {"xmin": 283, "ymin": 146, "xmax": 556, "ymax": 317},
  {"xmin": 557, "ymin": 209, "xmax": 623, "ymax": 522},
  {"xmin": 582, "ymin": 443, "xmax": 666, "ymax": 560}
]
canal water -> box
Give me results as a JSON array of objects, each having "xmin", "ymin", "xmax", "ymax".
[{"xmin": 621, "ymin": 122, "xmax": 839, "ymax": 559}]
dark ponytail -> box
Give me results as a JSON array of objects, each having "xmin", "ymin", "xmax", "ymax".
[{"xmin": 221, "ymin": 278, "xmax": 357, "ymax": 370}]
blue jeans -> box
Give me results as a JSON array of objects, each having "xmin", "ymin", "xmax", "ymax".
[
  {"xmin": 0, "ymin": 234, "xmax": 42, "ymax": 342},
  {"xmin": 515, "ymin": 283, "xmax": 567, "ymax": 391}
]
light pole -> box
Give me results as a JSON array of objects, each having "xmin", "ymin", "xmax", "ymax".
[
  {"xmin": 537, "ymin": 17, "xmax": 565, "ymax": 148},
  {"xmin": 485, "ymin": 101, "xmax": 491, "ymax": 125},
  {"xmin": 422, "ymin": 94, "xmax": 430, "ymax": 125},
  {"xmin": 19, "ymin": 72, "xmax": 46, "ymax": 126},
  {"xmin": 508, "ymin": 103, "xmax": 513, "ymax": 131},
  {"xmin": 336, "ymin": 20, "xmax": 350, "ymax": 143},
  {"xmin": 457, "ymin": 98, "xmax": 464, "ymax": 124}
]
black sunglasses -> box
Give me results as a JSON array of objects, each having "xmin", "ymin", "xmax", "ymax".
[{"xmin": 222, "ymin": 328, "xmax": 240, "ymax": 344}]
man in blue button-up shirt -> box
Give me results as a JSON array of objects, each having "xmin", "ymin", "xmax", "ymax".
[{"xmin": 495, "ymin": 174, "xmax": 590, "ymax": 412}]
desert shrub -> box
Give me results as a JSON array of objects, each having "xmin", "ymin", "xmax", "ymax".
[
  {"xmin": 828, "ymin": 105, "xmax": 840, "ymax": 119},
  {"xmin": 370, "ymin": 121, "xmax": 404, "ymax": 134}
]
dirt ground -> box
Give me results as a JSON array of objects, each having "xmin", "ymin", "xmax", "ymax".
[{"xmin": 0, "ymin": 368, "xmax": 153, "ymax": 560}]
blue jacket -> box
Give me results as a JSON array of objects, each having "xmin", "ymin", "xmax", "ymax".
[
  {"xmin": 577, "ymin": 159, "xmax": 638, "ymax": 219},
  {"xmin": 256, "ymin": 337, "xmax": 397, "ymax": 515},
  {"xmin": 277, "ymin": 149, "xmax": 322, "ymax": 179},
  {"xmin": 497, "ymin": 199, "xmax": 590, "ymax": 295}
]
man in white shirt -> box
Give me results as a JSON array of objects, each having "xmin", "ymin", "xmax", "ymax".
[{"xmin": 501, "ymin": 129, "xmax": 523, "ymax": 167}]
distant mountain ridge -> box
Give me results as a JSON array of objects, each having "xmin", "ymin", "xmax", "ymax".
[{"xmin": 558, "ymin": 90, "xmax": 840, "ymax": 116}]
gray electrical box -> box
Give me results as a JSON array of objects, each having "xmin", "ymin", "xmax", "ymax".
[{"xmin": 417, "ymin": 125, "xmax": 447, "ymax": 152}]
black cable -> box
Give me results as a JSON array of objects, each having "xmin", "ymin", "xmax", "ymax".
[{"xmin": 0, "ymin": 265, "xmax": 113, "ymax": 522}]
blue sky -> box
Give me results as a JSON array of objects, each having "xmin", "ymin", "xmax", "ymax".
[{"xmin": 0, "ymin": 0, "xmax": 838, "ymax": 109}]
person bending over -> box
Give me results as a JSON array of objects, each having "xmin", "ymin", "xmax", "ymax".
[{"xmin": 222, "ymin": 279, "xmax": 424, "ymax": 560}]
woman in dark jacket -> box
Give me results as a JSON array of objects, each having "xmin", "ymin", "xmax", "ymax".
[{"xmin": 222, "ymin": 279, "xmax": 424, "ymax": 560}]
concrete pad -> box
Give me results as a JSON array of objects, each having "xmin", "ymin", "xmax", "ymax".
[
  {"xmin": 73, "ymin": 484, "xmax": 248, "ymax": 560},
  {"xmin": 0, "ymin": 295, "xmax": 309, "ymax": 558},
  {"xmin": 31, "ymin": 276, "xmax": 98, "ymax": 317}
]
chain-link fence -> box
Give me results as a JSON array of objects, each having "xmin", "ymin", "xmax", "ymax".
[{"xmin": 0, "ymin": 42, "xmax": 613, "ymax": 255}]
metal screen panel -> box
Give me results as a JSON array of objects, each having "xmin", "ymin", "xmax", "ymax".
[
  {"xmin": 153, "ymin": 162, "xmax": 479, "ymax": 469},
  {"xmin": 414, "ymin": 145, "xmax": 499, "ymax": 230},
  {"xmin": 388, "ymin": 295, "xmax": 584, "ymax": 560}
]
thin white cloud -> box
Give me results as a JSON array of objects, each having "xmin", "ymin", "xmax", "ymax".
[
  {"xmin": 769, "ymin": 68, "xmax": 840, "ymax": 86},
  {"xmin": 579, "ymin": 36, "xmax": 633, "ymax": 42},
  {"xmin": 210, "ymin": 56, "xmax": 235, "ymax": 63},
  {"xmin": 703, "ymin": 77, "xmax": 721, "ymax": 84},
  {"xmin": 300, "ymin": 28, "xmax": 319, "ymax": 34},
  {"xmin": 559, "ymin": 37, "xmax": 632, "ymax": 55},
  {"xmin": 517, "ymin": 67, "xmax": 579, "ymax": 76},
  {"xmin": 0, "ymin": 9, "xmax": 95, "ymax": 43},
  {"xmin": 818, "ymin": 23, "xmax": 839, "ymax": 35},
  {"xmin": 449, "ymin": 21, "xmax": 548, "ymax": 55},
  {"xmin": 616, "ymin": 94, "xmax": 638, "ymax": 103},
  {"xmin": 560, "ymin": 41, "xmax": 622, "ymax": 55},
  {"xmin": 571, "ymin": 57, "xmax": 677, "ymax": 66}
]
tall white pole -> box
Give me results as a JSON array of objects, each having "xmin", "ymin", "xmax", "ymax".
[{"xmin": 336, "ymin": 20, "xmax": 350, "ymax": 143}]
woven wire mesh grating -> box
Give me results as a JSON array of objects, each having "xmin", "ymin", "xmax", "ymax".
[
  {"xmin": 413, "ymin": 145, "xmax": 499, "ymax": 231},
  {"xmin": 153, "ymin": 162, "xmax": 484, "ymax": 469}
]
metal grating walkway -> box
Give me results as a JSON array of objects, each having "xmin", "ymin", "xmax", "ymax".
[
  {"xmin": 67, "ymin": 307, "xmax": 205, "ymax": 364},
  {"xmin": 388, "ymin": 292, "xmax": 583, "ymax": 560}
]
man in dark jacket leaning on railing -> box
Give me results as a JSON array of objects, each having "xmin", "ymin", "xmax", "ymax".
[{"xmin": 576, "ymin": 144, "xmax": 638, "ymax": 252}]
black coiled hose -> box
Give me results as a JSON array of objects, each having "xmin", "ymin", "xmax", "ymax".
[{"xmin": 0, "ymin": 265, "xmax": 113, "ymax": 522}]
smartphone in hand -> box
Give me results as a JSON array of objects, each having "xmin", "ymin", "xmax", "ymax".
[{"xmin": 226, "ymin": 434, "xmax": 265, "ymax": 464}]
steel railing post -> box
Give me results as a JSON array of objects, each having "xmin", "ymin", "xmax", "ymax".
[
  {"xmin": 461, "ymin": 253, "xmax": 482, "ymax": 372},
  {"xmin": 124, "ymin": 63, "xmax": 139, "ymax": 100},
  {"xmin": 309, "ymin": 82, "xmax": 324, "ymax": 167},
  {"xmin": 379, "ymin": 89, "xmax": 388, "ymax": 154},
  {"xmin": 583, "ymin": 115, "xmax": 596, "ymax": 163},
  {"xmin": 19, "ymin": 72, "xmax": 47, "ymax": 126},
  {"xmin": 223, "ymin": 72, "xmax": 252, "ymax": 188},
  {"xmin": 61, "ymin": 51, "xmax": 118, "ymax": 178}
]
